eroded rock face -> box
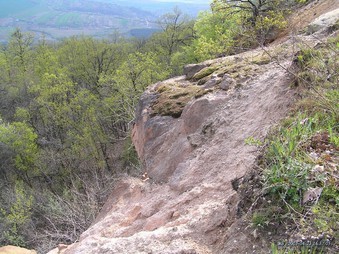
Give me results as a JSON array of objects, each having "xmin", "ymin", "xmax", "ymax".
[{"xmin": 59, "ymin": 6, "xmax": 338, "ymax": 254}]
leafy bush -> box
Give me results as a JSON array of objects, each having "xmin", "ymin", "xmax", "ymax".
[{"xmin": 0, "ymin": 180, "xmax": 33, "ymax": 247}]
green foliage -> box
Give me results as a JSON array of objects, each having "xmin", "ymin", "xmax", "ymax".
[
  {"xmin": 8, "ymin": 28, "xmax": 34, "ymax": 68},
  {"xmin": 245, "ymin": 136, "xmax": 263, "ymax": 146},
  {"xmin": 57, "ymin": 36, "xmax": 128, "ymax": 88},
  {"xmin": 254, "ymin": 10, "xmax": 287, "ymax": 43},
  {"xmin": 114, "ymin": 51, "xmax": 169, "ymax": 92},
  {"xmin": 265, "ymin": 117, "xmax": 314, "ymax": 164},
  {"xmin": 191, "ymin": 9, "xmax": 240, "ymax": 60},
  {"xmin": 199, "ymin": 0, "xmax": 296, "ymax": 56},
  {"xmin": 0, "ymin": 120, "xmax": 38, "ymax": 172},
  {"xmin": 271, "ymin": 243, "xmax": 324, "ymax": 254},
  {"xmin": 264, "ymin": 157, "xmax": 311, "ymax": 206},
  {"xmin": 147, "ymin": 7, "xmax": 195, "ymax": 72},
  {"xmin": 0, "ymin": 29, "xmax": 35, "ymax": 117},
  {"xmin": 0, "ymin": 180, "xmax": 33, "ymax": 246},
  {"xmin": 122, "ymin": 136, "xmax": 140, "ymax": 170},
  {"xmin": 251, "ymin": 212, "xmax": 269, "ymax": 228},
  {"xmin": 0, "ymin": 20, "xmax": 181, "ymax": 249}
]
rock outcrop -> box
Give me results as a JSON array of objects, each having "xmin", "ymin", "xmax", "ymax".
[
  {"xmin": 51, "ymin": 2, "xmax": 339, "ymax": 254},
  {"xmin": 62, "ymin": 46, "xmax": 295, "ymax": 254}
]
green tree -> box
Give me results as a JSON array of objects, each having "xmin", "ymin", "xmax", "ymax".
[
  {"xmin": 115, "ymin": 52, "xmax": 169, "ymax": 92},
  {"xmin": 58, "ymin": 36, "xmax": 131, "ymax": 92},
  {"xmin": 34, "ymin": 37, "xmax": 61, "ymax": 78},
  {"xmin": 97, "ymin": 51, "xmax": 169, "ymax": 134},
  {"xmin": 191, "ymin": 9, "xmax": 241, "ymax": 60},
  {"xmin": 7, "ymin": 28, "xmax": 34, "ymax": 74},
  {"xmin": 0, "ymin": 29, "xmax": 35, "ymax": 120},
  {"xmin": 0, "ymin": 180, "xmax": 33, "ymax": 247},
  {"xmin": 212, "ymin": 0, "xmax": 303, "ymax": 26},
  {"xmin": 147, "ymin": 8, "xmax": 195, "ymax": 69},
  {"xmin": 210, "ymin": 0, "xmax": 302, "ymax": 45},
  {"xmin": 0, "ymin": 119, "xmax": 38, "ymax": 186}
]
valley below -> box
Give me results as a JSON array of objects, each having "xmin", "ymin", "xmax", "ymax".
[{"xmin": 0, "ymin": 0, "xmax": 208, "ymax": 42}]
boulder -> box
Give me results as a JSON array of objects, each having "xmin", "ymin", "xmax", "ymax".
[{"xmin": 307, "ymin": 8, "xmax": 339, "ymax": 34}]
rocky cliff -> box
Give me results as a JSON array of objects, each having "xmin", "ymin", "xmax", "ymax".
[{"xmin": 46, "ymin": 2, "xmax": 338, "ymax": 254}]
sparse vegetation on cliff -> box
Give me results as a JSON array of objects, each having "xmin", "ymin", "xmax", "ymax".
[{"xmin": 244, "ymin": 34, "xmax": 338, "ymax": 253}]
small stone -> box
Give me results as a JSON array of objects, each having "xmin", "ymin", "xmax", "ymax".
[
  {"xmin": 309, "ymin": 152, "xmax": 319, "ymax": 160},
  {"xmin": 172, "ymin": 211, "xmax": 180, "ymax": 218},
  {"xmin": 187, "ymin": 134, "xmax": 202, "ymax": 148},
  {"xmin": 312, "ymin": 165, "xmax": 324, "ymax": 172},
  {"xmin": 300, "ymin": 118, "xmax": 309, "ymax": 125},
  {"xmin": 219, "ymin": 74, "xmax": 236, "ymax": 90},
  {"xmin": 203, "ymin": 77, "xmax": 221, "ymax": 89},
  {"xmin": 302, "ymin": 187, "xmax": 323, "ymax": 205}
]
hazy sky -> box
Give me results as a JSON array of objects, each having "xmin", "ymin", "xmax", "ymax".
[
  {"xmin": 153, "ymin": 0, "xmax": 210, "ymax": 2},
  {"xmin": 119, "ymin": 0, "xmax": 211, "ymax": 3}
]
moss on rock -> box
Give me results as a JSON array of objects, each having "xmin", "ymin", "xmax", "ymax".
[
  {"xmin": 152, "ymin": 83, "xmax": 211, "ymax": 118},
  {"xmin": 192, "ymin": 66, "xmax": 218, "ymax": 81},
  {"xmin": 250, "ymin": 54, "xmax": 271, "ymax": 65}
]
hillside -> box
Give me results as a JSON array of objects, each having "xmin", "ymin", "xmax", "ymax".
[
  {"xmin": 0, "ymin": 0, "xmax": 208, "ymax": 42},
  {"xmin": 0, "ymin": 0, "xmax": 337, "ymax": 253},
  {"xmin": 45, "ymin": 1, "xmax": 338, "ymax": 254}
]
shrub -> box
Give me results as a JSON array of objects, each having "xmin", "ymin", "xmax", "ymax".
[{"xmin": 0, "ymin": 180, "xmax": 33, "ymax": 247}]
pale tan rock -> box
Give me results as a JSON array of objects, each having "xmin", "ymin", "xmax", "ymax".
[
  {"xmin": 307, "ymin": 8, "xmax": 339, "ymax": 34},
  {"xmin": 0, "ymin": 246, "xmax": 37, "ymax": 254},
  {"xmin": 46, "ymin": 243, "xmax": 73, "ymax": 254},
  {"xmin": 46, "ymin": 248, "xmax": 59, "ymax": 254}
]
